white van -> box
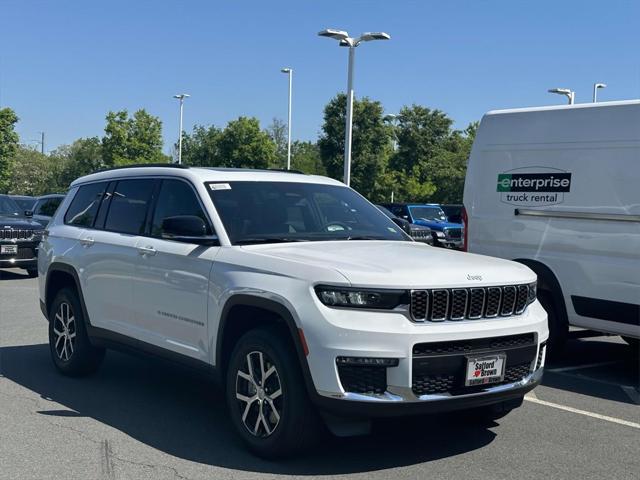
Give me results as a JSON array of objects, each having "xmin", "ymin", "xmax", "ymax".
[{"xmin": 463, "ymin": 100, "xmax": 640, "ymax": 353}]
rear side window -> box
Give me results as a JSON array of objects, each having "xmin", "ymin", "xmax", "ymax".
[
  {"xmin": 65, "ymin": 184, "xmax": 107, "ymax": 227},
  {"xmin": 36, "ymin": 197, "xmax": 63, "ymax": 216},
  {"xmin": 104, "ymin": 179, "xmax": 155, "ymax": 235},
  {"xmin": 151, "ymin": 179, "xmax": 211, "ymax": 237}
]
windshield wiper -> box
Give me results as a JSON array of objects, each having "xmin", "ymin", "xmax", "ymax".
[
  {"xmin": 343, "ymin": 235, "xmax": 388, "ymax": 241},
  {"xmin": 235, "ymin": 237, "xmax": 310, "ymax": 245}
]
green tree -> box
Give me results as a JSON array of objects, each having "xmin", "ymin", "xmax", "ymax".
[
  {"xmin": 52, "ymin": 137, "xmax": 105, "ymax": 188},
  {"xmin": 216, "ymin": 116, "xmax": 276, "ymax": 169},
  {"xmin": 266, "ymin": 117, "xmax": 288, "ymax": 169},
  {"xmin": 291, "ymin": 141, "xmax": 325, "ymax": 175},
  {"xmin": 318, "ymin": 94, "xmax": 392, "ymax": 197},
  {"xmin": 6, "ymin": 146, "xmax": 63, "ymax": 196},
  {"xmin": 0, "ymin": 108, "xmax": 20, "ymax": 192},
  {"xmin": 102, "ymin": 109, "xmax": 168, "ymax": 166},
  {"xmin": 179, "ymin": 125, "xmax": 222, "ymax": 167}
]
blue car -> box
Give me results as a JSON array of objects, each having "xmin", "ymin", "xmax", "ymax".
[{"xmin": 379, "ymin": 203, "xmax": 463, "ymax": 249}]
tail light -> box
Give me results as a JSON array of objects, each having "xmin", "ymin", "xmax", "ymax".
[{"xmin": 461, "ymin": 205, "xmax": 468, "ymax": 252}]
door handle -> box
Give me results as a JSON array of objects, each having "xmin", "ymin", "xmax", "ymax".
[
  {"xmin": 80, "ymin": 237, "xmax": 94, "ymax": 247},
  {"xmin": 138, "ymin": 245, "xmax": 157, "ymax": 256}
]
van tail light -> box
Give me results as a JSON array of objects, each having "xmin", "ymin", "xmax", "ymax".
[{"xmin": 461, "ymin": 205, "xmax": 468, "ymax": 252}]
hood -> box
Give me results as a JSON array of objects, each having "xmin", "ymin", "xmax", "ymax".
[
  {"xmin": 243, "ymin": 241, "xmax": 535, "ymax": 288},
  {"xmin": 0, "ymin": 214, "xmax": 42, "ymax": 229},
  {"xmin": 413, "ymin": 219, "xmax": 461, "ymax": 230}
]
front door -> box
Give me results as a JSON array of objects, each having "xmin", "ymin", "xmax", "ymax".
[{"xmin": 133, "ymin": 178, "xmax": 218, "ymax": 362}]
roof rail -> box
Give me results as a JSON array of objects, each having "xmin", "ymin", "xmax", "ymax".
[{"xmin": 96, "ymin": 163, "xmax": 189, "ymax": 173}]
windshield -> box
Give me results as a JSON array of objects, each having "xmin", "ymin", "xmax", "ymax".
[
  {"xmin": 0, "ymin": 196, "xmax": 21, "ymax": 216},
  {"xmin": 13, "ymin": 197, "xmax": 35, "ymax": 211},
  {"xmin": 409, "ymin": 206, "xmax": 447, "ymax": 222},
  {"xmin": 207, "ymin": 181, "xmax": 407, "ymax": 244}
]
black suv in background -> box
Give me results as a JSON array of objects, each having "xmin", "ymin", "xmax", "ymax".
[
  {"xmin": 441, "ymin": 204, "xmax": 463, "ymax": 224},
  {"xmin": 0, "ymin": 195, "xmax": 44, "ymax": 276},
  {"xmin": 31, "ymin": 194, "xmax": 65, "ymax": 227}
]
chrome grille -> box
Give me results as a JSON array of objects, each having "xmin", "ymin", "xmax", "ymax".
[
  {"xmin": 444, "ymin": 227, "xmax": 462, "ymax": 240},
  {"xmin": 410, "ymin": 285, "xmax": 532, "ymax": 322},
  {"xmin": 0, "ymin": 229, "xmax": 35, "ymax": 240}
]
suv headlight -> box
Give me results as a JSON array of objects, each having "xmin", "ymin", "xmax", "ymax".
[
  {"xmin": 527, "ymin": 281, "xmax": 537, "ymax": 304},
  {"xmin": 315, "ymin": 286, "xmax": 407, "ymax": 309}
]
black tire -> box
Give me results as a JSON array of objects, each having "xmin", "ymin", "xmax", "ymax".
[
  {"xmin": 538, "ymin": 290, "xmax": 567, "ymax": 359},
  {"xmin": 225, "ymin": 325, "xmax": 319, "ymax": 458},
  {"xmin": 48, "ymin": 287, "xmax": 105, "ymax": 376},
  {"xmin": 25, "ymin": 268, "xmax": 38, "ymax": 278}
]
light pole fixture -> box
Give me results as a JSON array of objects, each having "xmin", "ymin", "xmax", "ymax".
[
  {"xmin": 173, "ymin": 93, "xmax": 190, "ymax": 164},
  {"xmin": 548, "ymin": 88, "xmax": 575, "ymax": 105},
  {"xmin": 318, "ymin": 28, "xmax": 391, "ymax": 187},
  {"xmin": 593, "ymin": 83, "xmax": 607, "ymax": 103},
  {"xmin": 281, "ymin": 68, "xmax": 293, "ymax": 170}
]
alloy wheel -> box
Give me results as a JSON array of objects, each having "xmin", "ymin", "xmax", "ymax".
[
  {"xmin": 53, "ymin": 302, "xmax": 76, "ymax": 362},
  {"xmin": 235, "ymin": 350, "xmax": 283, "ymax": 437}
]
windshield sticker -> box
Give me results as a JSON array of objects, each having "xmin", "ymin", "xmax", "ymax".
[
  {"xmin": 497, "ymin": 167, "xmax": 571, "ymax": 206},
  {"xmin": 209, "ymin": 183, "xmax": 231, "ymax": 191}
]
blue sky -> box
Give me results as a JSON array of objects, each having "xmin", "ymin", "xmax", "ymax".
[{"xmin": 2, "ymin": 0, "xmax": 639, "ymax": 154}]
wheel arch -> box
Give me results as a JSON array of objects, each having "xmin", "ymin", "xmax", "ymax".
[
  {"xmin": 216, "ymin": 294, "xmax": 314, "ymax": 394},
  {"xmin": 513, "ymin": 258, "xmax": 569, "ymax": 327},
  {"xmin": 44, "ymin": 263, "xmax": 90, "ymax": 324}
]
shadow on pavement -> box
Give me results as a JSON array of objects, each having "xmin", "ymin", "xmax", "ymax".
[
  {"xmin": 543, "ymin": 332, "xmax": 639, "ymax": 405},
  {"xmin": 0, "ymin": 269, "xmax": 32, "ymax": 281},
  {"xmin": 0, "ymin": 343, "xmax": 497, "ymax": 475}
]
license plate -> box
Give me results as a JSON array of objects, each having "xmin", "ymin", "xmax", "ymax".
[
  {"xmin": 1, "ymin": 245, "xmax": 18, "ymax": 255},
  {"xmin": 465, "ymin": 354, "xmax": 506, "ymax": 386}
]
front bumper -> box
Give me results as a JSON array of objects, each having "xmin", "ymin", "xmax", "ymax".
[
  {"xmin": 299, "ymin": 297, "xmax": 548, "ymax": 416},
  {"xmin": 0, "ymin": 241, "xmax": 39, "ymax": 269}
]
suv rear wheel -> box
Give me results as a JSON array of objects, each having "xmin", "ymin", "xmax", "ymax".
[
  {"xmin": 48, "ymin": 287, "xmax": 105, "ymax": 376},
  {"xmin": 225, "ymin": 326, "xmax": 319, "ymax": 458}
]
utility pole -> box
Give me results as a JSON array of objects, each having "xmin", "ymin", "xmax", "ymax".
[{"xmin": 39, "ymin": 131, "xmax": 45, "ymax": 154}]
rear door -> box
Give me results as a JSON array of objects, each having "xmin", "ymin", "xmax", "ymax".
[
  {"xmin": 77, "ymin": 178, "xmax": 156, "ymax": 337},
  {"xmin": 132, "ymin": 178, "xmax": 218, "ymax": 361}
]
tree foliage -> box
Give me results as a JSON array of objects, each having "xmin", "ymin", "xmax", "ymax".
[
  {"xmin": 216, "ymin": 116, "xmax": 276, "ymax": 169},
  {"xmin": 0, "ymin": 108, "xmax": 20, "ymax": 192},
  {"xmin": 180, "ymin": 125, "xmax": 222, "ymax": 167},
  {"xmin": 318, "ymin": 94, "xmax": 392, "ymax": 197},
  {"xmin": 102, "ymin": 109, "xmax": 168, "ymax": 166},
  {"xmin": 291, "ymin": 141, "xmax": 325, "ymax": 175},
  {"xmin": 5, "ymin": 146, "xmax": 63, "ymax": 196},
  {"xmin": 266, "ymin": 117, "xmax": 288, "ymax": 169}
]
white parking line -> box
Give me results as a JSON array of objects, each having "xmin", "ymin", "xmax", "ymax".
[
  {"xmin": 524, "ymin": 393, "xmax": 640, "ymax": 429},
  {"xmin": 546, "ymin": 361, "xmax": 618, "ymax": 373}
]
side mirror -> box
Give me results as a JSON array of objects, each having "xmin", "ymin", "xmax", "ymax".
[
  {"xmin": 391, "ymin": 216, "xmax": 412, "ymax": 235},
  {"xmin": 161, "ymin": 215, "xmax": 218, "ymax": 246},
  {"xmin": 25, "ymin": 210, "xmax": 33, "ymax": 217},
  {"xmin": 401, "ymin": 215, "xmax": 409, "ymax": 220}
]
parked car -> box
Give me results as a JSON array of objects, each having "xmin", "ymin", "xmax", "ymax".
[
  {"xmin": 9, "ymin": 195, "xmax": 36, "ymax": 212},
  {"xmin": 40, "ymin": 165, "xmax": 547, "ymax": 457},
  {"xmin": 463, "ymin": 100, "xmax": 639, "ymax": 354},
  {"xmin": 441, "ymin": 204, "xmax": 463, "ymax": 224},
  {"xmin": 0, "ymin": 194, "xmax": 44, "ymax": 276},
  {"xmin": 380, "ymin": 203, "xmax": 463, "ymax": 249},
  {"xmin": 376, "ymin": 204, "xmax": 433, "ymax": 245},
  {"xmin": 31, "ymin": 194, "xmax": 65, "ymax": 227}
]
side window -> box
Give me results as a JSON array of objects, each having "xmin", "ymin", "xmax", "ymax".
[
  {"xmin": 104, "ymin": 179, "xmax": 155, "ymax": 235},
  {"xmin": 65, "ymin": 184, "xmax": 107, "ymax": 227},
  {"xmin": 36, "ymin": 197, "xmax": 63, "ymax": 216},
  {"xmin": 151, "ymin": 180, "xmax": 211, "ymax": 237}
]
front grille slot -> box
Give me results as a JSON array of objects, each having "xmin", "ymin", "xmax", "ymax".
[
  {"xmin": 337, "ymin": 365, "xmax": 387, "ymax": 395},
  {"xmin": 0, "ymin": 229, "xmax": 34, "ymax": 240},
  {"xmin": 411, "ymin": 284, "xmax": 531, "ymax": 322},
  {"xmin": 535, "ymin": 342, "xmax": 546, "ymax": 370},
  {"xmin": 431, "ymin": 290, "xmax": 449, "ymax": 321}
]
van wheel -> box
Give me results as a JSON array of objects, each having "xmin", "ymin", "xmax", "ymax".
[
  {"xmin": 48, "ymin": 288, "xmax": 105, "ymax": 376},
  {"xmin": 538, "ymin": 290, "xmax": 567, "ymax": 359},
  {"xmin": 225, "ymin": 326, "xmax": 319, "ymax": 458}
]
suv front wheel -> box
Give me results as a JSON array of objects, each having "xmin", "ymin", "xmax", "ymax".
[
  {"xmin": 225, "ymin": 326, "xmax": 319, "ymax": 458},
  {"xmin": 48, "ymin": 287, "xmax": 105, "ymax": 376}
]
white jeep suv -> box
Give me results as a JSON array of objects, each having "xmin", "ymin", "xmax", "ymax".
[{"xmin": 38, "ymin": 165, "xmax": 548, "ymax": 457}]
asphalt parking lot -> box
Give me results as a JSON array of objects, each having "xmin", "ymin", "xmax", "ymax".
[{"xmin": 1, "ymin": 268, "xmax": 638, "ymax": 480}]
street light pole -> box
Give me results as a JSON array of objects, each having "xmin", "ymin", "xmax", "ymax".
[
  {"xmin": 281, "ymin": 68, "xmax": 293, "ymax": 170},
  {"xmin": 344, "ymin": 46, "xmax": 355, "ymax": 186},
  {"xmin": 593, "ymin": 83, "xmax": 607, "ymax": 102},
  {"xmin": 173, "ymin": 93, "xmax": 190, "ymax": 164},
  {"xmin": 548, "ymin": 88, "xmax": 575, "ymax": 105},
  {"xmin": 318, "ymin": 29, "xmax": 390, "ymax": 187}
]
